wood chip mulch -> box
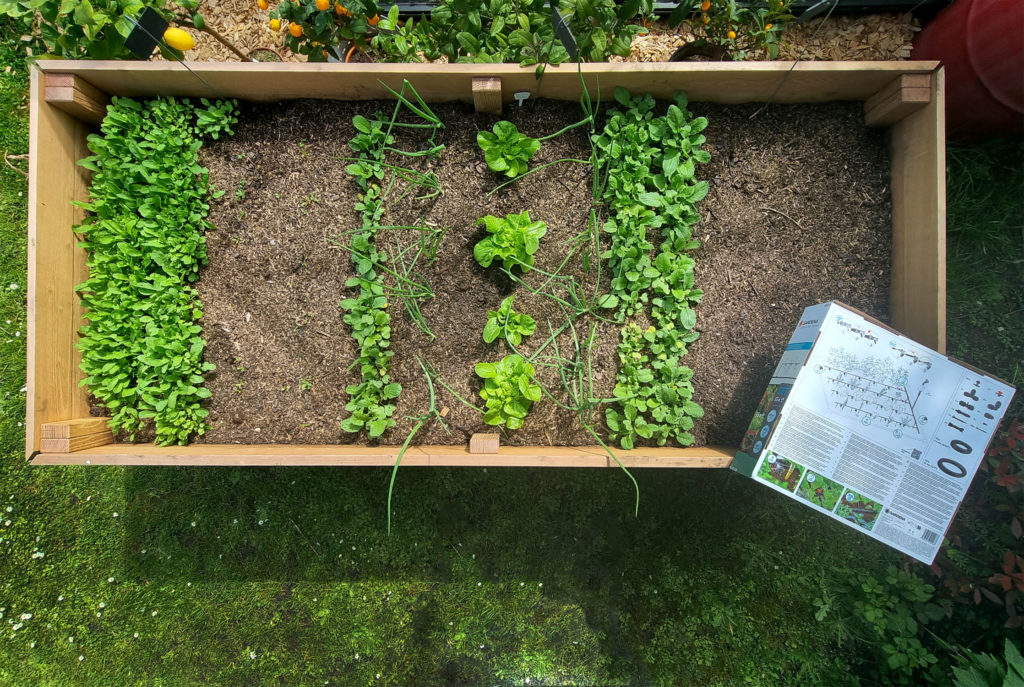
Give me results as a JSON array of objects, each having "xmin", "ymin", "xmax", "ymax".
[{"xmin": 173, "ymin": 3, "xmax": 919, "ymax": 63}]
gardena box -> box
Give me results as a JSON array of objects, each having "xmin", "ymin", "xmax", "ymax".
[
  {"xmin": 26, "ymin": 61, "xmax": 946, "ymax": 467},
  {"xmin": 732, "ymin": 301, "xmax": 1014, "ymax": 563}
]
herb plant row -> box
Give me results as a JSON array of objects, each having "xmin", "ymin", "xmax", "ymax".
[{"xmin": 75, "ymin": 96, "xmax": 236, "ymax": 446}]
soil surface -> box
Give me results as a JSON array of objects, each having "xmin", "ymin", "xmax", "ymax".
[{"xmin": 184, "ymin": 98, "xmax": 891, "ymax": 447}]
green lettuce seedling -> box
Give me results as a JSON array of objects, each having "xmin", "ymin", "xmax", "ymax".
[
  {"xmin": 474, "ymin": 354, "xmax": 542, "ymax": 429},
  {"xmin": 477, "ymin": 121, "xmax": 541, "ymax": 178},
  {"xmin": 483, "ymin": 296, "xmax": 536, "ymax": 346},
  {"xmin": 473, "ymin": 211, "xmax": 547, "ymax": 271}
]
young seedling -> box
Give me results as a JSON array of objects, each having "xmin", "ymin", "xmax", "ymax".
[
  {"xmin": 475, "ymin": 354, "xmax": 542, "ymax": 429},
  {"xmin": 483, "ymin": 296, "xmax": 536, "ymax": 346},
  {"xmin": 473, "ymin": 211, "xmax": 547, "ymax": 272},
  {"xmin": 477, "ymin": 121, "xmax": 541, "ymax": 178}
]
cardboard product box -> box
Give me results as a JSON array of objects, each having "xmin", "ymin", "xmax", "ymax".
[{"xmin": 733, "ymin": 301, "xmax": 1015, "ymax": 564}]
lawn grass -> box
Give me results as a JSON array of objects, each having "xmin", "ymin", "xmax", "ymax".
[{"xmin": 0, "ymin": 33, "xmax": 1021, "ymax": 685}]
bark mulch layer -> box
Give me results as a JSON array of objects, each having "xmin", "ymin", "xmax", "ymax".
[{"xmin": 188, "ymin": 98, "xmax": 891, "ymax": 448}]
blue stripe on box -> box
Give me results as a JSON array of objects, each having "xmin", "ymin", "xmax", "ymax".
[{"xmin": 785, "ymin": 341, "xmax": 814, "ymax": 351}]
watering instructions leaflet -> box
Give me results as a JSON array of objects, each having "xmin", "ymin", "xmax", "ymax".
[{"xmin": 731, "ymin": 301, "xmax": 1015, "ymax": 564}]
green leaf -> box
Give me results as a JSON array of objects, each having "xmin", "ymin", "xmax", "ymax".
[
  {"xmin": 475, "ymin": 362, "xmax": 497, "ymax": 378},
  {"xmin": 483, "ymin": 319, "xmax": 500, "ymax": 343}
]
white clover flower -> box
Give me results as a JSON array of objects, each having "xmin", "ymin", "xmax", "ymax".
[
  {"xmin": 108, "ymin": 577, "xmax": 114, "ymax": 583},
  {"xmin": 31, "ymin": 552, "xmax": 44, "ymax": 559},
  {"xmin": 57, "ymin": 596, "xmax": 64, "ymax": 602},
  {"xmin": 191, "ymin": 522, "xmax": 196, "ymax": 527},
  {"xmin": 8, "ymin": 283, "xmax": 17, "ymax": 290},
  {"xmin": 78, "ymin": 655, "xmax": 83, "ymax": 661},
  {"xmin": 19, "ymin": 613, "xmax": 30, "ymax": 620},
  {"xmin": 151, "ymin": 611, "xmax": 157, "ymax": 616},
  {"xmin": 12, "ymin": 623, "xmax": 22, "ymax": 631},
  {"xmin": 249, "ymin": 651, "xmax": 256, "ymax": 660},
  {"xmin": 5, "ymin": 506, "xmax": 11, "ymax": 512},
  {"xmin": 112, "ymin": 512, "xmax": 118, "ymax": 518},
  {"xmin": 68, "ymin": 636, "xmax": 74, "ymax": 643},
  {"xmin": 133, "ymin": 632, "xmax": 139, "ymax": 639},
  {"xmin": 29, "ymin": 641, "xmax": 35, "ymax": 648}
]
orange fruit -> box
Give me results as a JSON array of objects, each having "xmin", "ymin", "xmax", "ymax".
[
  {"xmin": 269, "ymin": 18, "xmax": 280, "ymax": 30},
  {"xmin": 316, "ymin": 0, "xmax": 330, "ymax": 9},
  {"xmin": 765, "ymin": 23, "xmax": 773, "ymax": 30},
  {"xmin": 289, "ymin": 22, "xmax": 303, "ymax": 37},
  {"xmin": 700, "ymin": 0, "xmax": 710, "ymax": 10},
  {"xmin": 368, "ymin": 13, "xmax": 379, "ymax": 25},
  {"xmin": 727, "ymin": 29, "xmax": 736, "ymax": 39},
  {"xmin": 257, "ymin": 0, "xmax": 268, "ymax": 9},
  {"xmin": 335, "ymin": 3, "xmax": 352, "ymax": 15},
  {"xmin": 702, "ymin": 13, "xmax": 709, "ymax": 23}
]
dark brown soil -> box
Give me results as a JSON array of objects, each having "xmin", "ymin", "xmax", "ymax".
[{"xmin": 185, "ymin": 98, "xmax": 890, "ymax": 447}]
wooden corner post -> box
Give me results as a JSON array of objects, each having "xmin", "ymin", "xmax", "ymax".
[
  {"xmin": 44, "ymin": 72, "xmax": 110, "ymax": 126},
  {"xmin": 471, "ymin": 77, "xmax": 502, "ymax": 116},
  {"xmin": 864, "ymin": 74, "xmax": 932, "ymax": 127}
]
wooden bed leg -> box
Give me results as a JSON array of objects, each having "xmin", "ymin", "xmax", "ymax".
[
  {"xmin": 469, "ymin": 433, "xmax": 499, "ymax": 454},
  {"xmin": 864, "ymin": 74, "xmax": 932, "ymax": 127},
  {"xmin": 44, "ymin": 73, "xmax": 110, "ymax": 126},
  {"xmin": 472, "ymin": 77, "xmax": 502, "ymax": 116},
  {"xmin": 40, "ymin": 418, "xmax": 114, "ymax": 453}
]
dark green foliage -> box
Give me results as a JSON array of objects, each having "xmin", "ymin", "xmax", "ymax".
[
  {"xmin": 0, "ymin": 0, "xmax": 202, "ymax": 60},
  {"xmin": 75, "ymin": 96, "xmax": 236, "ymax": 445},
  {"xmin": 950, "ymin": 639, "xmax": 1024, "ymax": 687},
  {"xmin": 370, "ymin": 0, "xmax": 650, "ymax": 68}
]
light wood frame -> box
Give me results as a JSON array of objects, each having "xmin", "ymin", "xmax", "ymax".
[{"xmin": 26, "ymin": 61, "xmax": 945, "ymax": 467}]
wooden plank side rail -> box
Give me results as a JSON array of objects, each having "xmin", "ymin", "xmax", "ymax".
[
  {"xmin": 34, "ymin": 61, "xmax": 939, "ymax": 105},
  {"xmin": 30, "ymin": 444, "xmax": 736, "ymax": 467},
  {"xmin": 889, "ymin": 68, "xmax": 946, "ymax": 353},
  {"xmin": 44, "ymin": 72, "xmax": 110, "ymax": 125},
  {"xmin": 864, "ymin": 74, "xmax": 932, "ymax": 127},
  {"xmin": 26, "ymin": 69, "xmax": 94, "ymax": 459}
]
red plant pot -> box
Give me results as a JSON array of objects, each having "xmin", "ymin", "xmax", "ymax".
[{"xmin": 912, "ymin": 0, "xmax": 1024, "ymax": 142}]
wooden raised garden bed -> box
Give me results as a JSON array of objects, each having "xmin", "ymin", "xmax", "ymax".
[{"xmin": 26, "ymin": 61, "xmax": 944, "ymax": 467}]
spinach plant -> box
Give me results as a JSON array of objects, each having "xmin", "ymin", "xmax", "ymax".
[
  {"xmin": 593, "ymin": 88, "xmax": 710, "ymax": 450},
  {"xmin": 475, "ymin": 354, "xmax": 542, "ymax": 429},
  {"xmin": 473, "ymin": 211, "xmax": 547, "ymax": 272},
  {"xmin": 75, "ymin": 96, "xmax": 236, "ymax": 445},
  {"xmin": 477, "ymin": 121, "xmax": 541, "ymax": 178},
  {"xmin": 483, "ymin": 295, "xmax": 536, "ymax": 345}
]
